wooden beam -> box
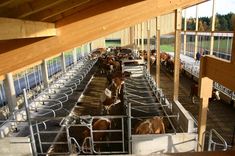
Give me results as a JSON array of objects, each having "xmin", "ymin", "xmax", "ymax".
[
  {"xmin": 194, "ymin": 5, "xmax": 199, "ymax": 59},
  {"xmin": 141, "ymin": 22, "xmax": 144, "ymax": 61},
  {"xmin": 147, "ymin": 20, "xmax": 151, "ymax": 72},
  {"xmin": 231, "ymin": 31, "xmax": 235, "ymax": 64},
  {"xmin": 137, "ymin": 23, "xmax": 140, "ymax": 49},
  {"xmin": 129, "ymin": 26, "xmax": 134, "ymax": 45},
  {"xmin": 0, "ymin": 0, "xmax": 13, "ymax": 8},
  {"xmin": 183, "ymin": 10, "xmax": 187, "ymax": 55},
  {"xmin": 210, "ymin": 0, "xmax": 216, "ymax": 55},
  {"xmin": 27, "ymin": 0, "xmax": 91, "ymax": 21},
  {"xmin": 0, "ymin": 0, "xmax": 206, "ymax": 76},
  {"xmin": 0, "ymin": 0, "xmax": 65, "ymax": 19},
  {"xmin": 197, "ymin": 56, "xmax": 213, "ymax": 151},
  {"xmin": 173, "ymin": 9, "xmax": 182, "ymax": 101},
  {"xmin": 0, "ymin": 75, "xmax": 5, "ymax": 81},
  {"xmin": 17, "ymin": 0, "xmax": 66, "ymax": 18},
  {"xmin": 43, "ymin": 0, "xmax": 105, "ymax": 23},
  {"xmin": 0, "ymin": 17, "xmax": 56, "ymax": 40},
  {"xmin": 203, "ymin": 56, "xmax": 235, "ymax": 92},
  {"xmin": 155, "ymin": 16, "xmax": 161, "ymax": 88}
]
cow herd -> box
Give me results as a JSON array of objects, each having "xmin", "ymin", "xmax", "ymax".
[{"xmin": 47, "ymin": 48, "xmax": 174, "ymax": 155}]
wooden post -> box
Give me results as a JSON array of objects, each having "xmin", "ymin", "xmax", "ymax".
[
  {"xmin": 137, "ymin": 24, "xmax": 140, "ymax": 49},
  {"xmin": 134, "ymin": 25, "xmax": 137, "ymax": 49},
  {"xmin": 147, "ymin": 20, "xmax": 151, "ymax": 72},
  {"xmin": 194, "ymin": 5, "xmax": 199, "ymax": 59},
  {"xmin": 156, "ymin": 17, "xmax": 161, "ymax": 87},
  {"xmin": 130, "ymin": 26, "xmax": 134, "ymax": 46},
  {"xmin": 141, "ymin": 22, "xmax": 144, "ymax": 61},
  {"xmin": 210, "ymin": 0, "xmax": 216, "ymax": 55},
  {"xmin": 197, "ymin": 56, "xmax": 213, "ymax": 151},
  {"xmin": 183, "ymin": 10, "xmax": 187, "ymax": 55},
  {"xmin": 41, "ymin": 60, "xmax": 49, "ymax": 88},
  {"xmin": 231, "ymin": 31, "xmax": 235, "ymax": 64},
  {"xmin": 73, "ymin": 48, "xmax": 77, "ymax": 64},
  {"xmin": 173, "ymin": 9, "xmax": 182, "ymax": 101},
  {"xmin": 61, "ymin": 52, "xmax": 66, "ymax": 73},
  {"xmin": 3, "ymin": 73, "xmax": 17, "ymax": 114}
]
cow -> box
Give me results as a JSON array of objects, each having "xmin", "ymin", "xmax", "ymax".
[
  {"xmin": 135, "ymin": 116, "xmax": 165, "ymax": 134},
  {"xmin": 160, "ymin": 52, "xmax": 171, "ymax": 64},
  {"xmin": 106, "ymin": 71, "xmax": 130, "ymax": 96},
  {"xmin": 100, "ymin": 89, "xmax": 121, "ymax": 114},
  {"xmin": 82, "ymin": 118, "xmax": 111, "ymax": 153},
  {"xmin": 47, "ymin": 117, "xmax": 112, "ymax": 155},
  {"xmin": 190, "ymin": 83, "xmax": 220, "ymax": 104},
  {"xmin": 108, "ymin": 59, "xmax": 121, "ymax": 73}
]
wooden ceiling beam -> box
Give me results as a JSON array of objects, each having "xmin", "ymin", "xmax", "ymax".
[
  {"xmin": 0, "ymin": 17, "xmax": 56, "ymax": 40},
  {"xmin": 18, "ymin": 0, "xmax": 66, "ymax": 18},
  {"xmin": 0, "ymin": 0, "xmax": 206, "ymax": 76},
  {"xmin": 43, "ymin": 0, "xmax": 104, "ymax": 23},
  {"xmin": 1, "ymin": 0, "xmax": 65, "ymax": 18},
  {"xmin": 0, "ymin": 0, "xmax": 14, "ymax": 8},
  {"xmin": 0, "ymin": 0, "xmax": 32, "ymax": 16},
  {"xmin": 26, "ymin": 0, "xmax": 91, "ymax": 21}
]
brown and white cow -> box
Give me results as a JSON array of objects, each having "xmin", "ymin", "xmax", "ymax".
[
  {"xmin": 190, "ymin": 83, "xmax": 220, "ymax": 104},
  {"xmin": 100, "ymin": 88, "xmax": 121, "ymax": 114},
  {"xmin": 82, "ymin": 118, "xmax": 111, "ymax": 153},
  {"xmin": 135, "ymin": 116, "xmax": 165, "ymax": 134}
]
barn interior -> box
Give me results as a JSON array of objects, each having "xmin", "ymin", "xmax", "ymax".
[{"xmin": 0, "ymin": 0, "xmax": 235, "ymax": 155}]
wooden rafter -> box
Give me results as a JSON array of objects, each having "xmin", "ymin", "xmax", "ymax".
[
  {"xmin": 18, "ymin": 0, "xmax": 66, "ymax": 18},
  {"xmin": 26, "ymin": 0, "xmax": 91, "ymax": 21},
  {"xmin": 0, "ymin": 17, "xmax": 56, "ymax": 40},
  {"xmin": 0, "ymin": 0, "xmax": 206, "ymax": 76},
  {"xmin": 0, "ymin": 0, "xmax": 13, "ymax": 8},
  {"xmin": 0, "ymin": 0, "xmax": 32, "ymax": 15},
  {"xmin": 31, "ymin": 0, "xmax": 105, "ymax": 23},
  {"xmin": 0, "ymin": 0, "xmax": 65, "ymax": 18}
]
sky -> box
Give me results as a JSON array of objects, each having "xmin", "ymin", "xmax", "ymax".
[{"xmin": 184, "ymin": 0, "xmax": 235, "ymax": 18}]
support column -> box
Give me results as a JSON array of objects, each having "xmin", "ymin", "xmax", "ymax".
[
  {"xmin": 81, "ymin": 45, "xmax": 85, "ymax": 57},
  {"xmin": 194, "ymin": 5, "xmax": 199, "ymax": 59},
  {"xmin": 130, "ymin": 26, "xmax": 134, "ymax": 46},
  {"xmin": 73, "ymin": 48, "xmax": 77, "ymax": 64},
  {"xmin": 133, "ymin": 25, "xmax": 136, "ymax": 48},
  {"xmin": 156, "ymin": 17, "xmax": 161, "ymax": 88},
  {"xmin": 147, "ymin": 20, "xmax": 151, "ymax": 72},
  {"xmin": 137, "ymin": 24, "xmax": 140, "ymax": 49},
  {"xmin": 141, "ymin": 22, "xmax": 144, "ymax": 61},
  {"xmin": 41, "ymin": 60, "xmax": 49, "ymax": 88},
  {"xmin": 173, "ymin": 9, "xmax": 182, "ymax": 101},
  {"xmin": 3, "ymin": 73, "xmax": 17, "ymax": 114},
  {"xmin": 231, "ymin": 31, "xmax": 235, "ymax": 64},
  {"xmin": 183, "ymin": 10, "xmax": 187, "ymax": 55},
  {"xmin": 61, "ymin": 52, "xmax": 66, "ymax": 73},
  {"xmin": 210, "ymin": 0, "xmax": 216, "ymax": 55},
  {"xmin": 197, "ymin": 57, "xmax": 213, "ymax": 151}
]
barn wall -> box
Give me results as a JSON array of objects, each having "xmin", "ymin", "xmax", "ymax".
[
  {"xmin": 0, "ymin": 137, "xmax": 32, "ymax": 155},
  {"xmin": 132, "ymin": 133, "xmax": 197, "ymax": 154}
]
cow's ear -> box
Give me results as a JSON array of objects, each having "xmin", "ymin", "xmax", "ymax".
[{"xmin": 160, "ymin": 117, "xmax": 164, "ymax": 120}]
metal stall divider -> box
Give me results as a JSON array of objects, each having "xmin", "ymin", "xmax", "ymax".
[{"xmin": 123, "ymin": 62, "xmax": 179, "ymax": 154}]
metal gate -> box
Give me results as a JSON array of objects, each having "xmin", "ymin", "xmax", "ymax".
[
  {"xmin": 65, "ymin": 115, "xmax": 127, "ymax": 155},
  {"xmin": 122, "ymin": 63, "xmax": 179, "ymax": 153}
]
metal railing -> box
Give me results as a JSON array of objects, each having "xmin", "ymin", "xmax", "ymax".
[
  {"xmin": 208, "ymin": 129, "xmax": 228, "ymax": 151},
  {"xmin": 123, "ymin": 63, "xmax": 178, "ymax": 153}
]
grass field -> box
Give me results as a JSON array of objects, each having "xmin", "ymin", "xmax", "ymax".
[
  {"xmin": 158, "ymin": 39, "xmax": 232, "ymax": 53},
  {"xmin": 187, "ymin": 39, "xmax": 232, "ymax": 53},
  {"xmin": 160, "ymin": 44, "xmax": 174, "ymax": 52}
]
